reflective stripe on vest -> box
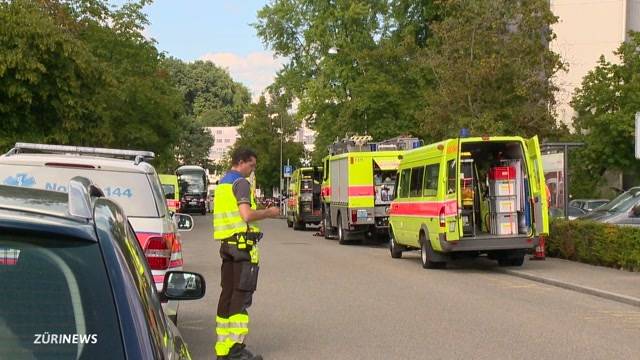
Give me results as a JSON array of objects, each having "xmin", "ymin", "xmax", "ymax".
[{"xmin": 213, "ymin": 178, "xmax": 260, "ymax": 240}]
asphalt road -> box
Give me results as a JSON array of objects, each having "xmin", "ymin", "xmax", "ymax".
[{"xmin": 178, "ymin": 215, "xmax": 640, "ymax": 360}]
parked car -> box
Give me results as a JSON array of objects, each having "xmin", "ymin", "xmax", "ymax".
[
  {"xmin": 550, "ymin": 206, "xmax": 587, "ymax": 220},
  {"xmin": 579, "ymin": 187, "xmax": 640, "ymax": 225},
  {"xmin": 0, "ymin": 178, "xmax": 204, "ymax": 359},
  {"xmin": 569, "ymin": 199, "xmax": 610, "ymax": 212},
  {"xmin": 0, "ymin": 143, "xmax": 192, "ymax": 324}
]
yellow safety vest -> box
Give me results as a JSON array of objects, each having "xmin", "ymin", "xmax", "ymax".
[{"xmin": 213, "ymin": 175, "xmax": 260, "ymax": 241}]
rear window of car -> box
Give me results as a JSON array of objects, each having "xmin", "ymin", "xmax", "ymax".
[
  {"xmin": 0, "ymin": 165, "xmax": 159, "ymax": 217},
  {"xmin": 0, "ymin": 234, "xmax": 124, "ymax": 359},
  {"xmin": 162, "ymin": 184, "xmax": 175, "ymax": 198}
]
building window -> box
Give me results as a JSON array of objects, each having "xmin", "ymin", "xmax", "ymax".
[
  {"xmin": 225, "ymin": 139, "xmax": 231, "ymax": 143},
  {"xmin": 217, "ymin": 130, "xmax": 223, "ymax": 134}
]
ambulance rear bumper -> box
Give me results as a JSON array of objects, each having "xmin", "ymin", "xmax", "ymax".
[{"xmin": 438, "ymin": 234, "xmax": 539, "ymax": 252}]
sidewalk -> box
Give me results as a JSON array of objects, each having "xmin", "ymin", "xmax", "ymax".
[{"xmin": 498, "ymin": 257, "xmax": 640, "ymax": 307}]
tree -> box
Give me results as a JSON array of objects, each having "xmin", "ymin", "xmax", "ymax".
[
  {"xmin": 163, "ymin": 58, "xmax": 251, "ymax": 126},
  {"xmin": 419, "ymin": 0, "xmax": 564, "ymax": 142},
  {"xmin": 174, "ymin": 118, "xmax": 215, "ymax": 169},
  {"xmin": 571, "ymin": 32, "xmax": 640, "ymax": 192},
  {"xmin": 255, "ymin": 0, "xmax": 438, "ymax": 162},
  {"xmin": 233, "ymin": 96, "xmax": 304, "ymax": 195},
  {"xmin": 0, "ymin": 0, "xmax": 184, "ymax": 171}
]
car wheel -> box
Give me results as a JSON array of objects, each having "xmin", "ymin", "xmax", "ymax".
[
  {"xmin": 287, "ymin": 218, "xmax": 293, "ymax": 228},
  {"xmin": 389, "ymin": 229, "xmax": 402, "ymax": 259},
  {"xmin": 420, "ymin": 234, "xmax": 446, "ymax": 269}
]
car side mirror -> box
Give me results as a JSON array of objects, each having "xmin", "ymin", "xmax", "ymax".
[
  {"xmin": 631, "ymin": 204, "xmax": 640, "ymax": 217},
  {"xmin": 173, "ymin": 213, "xmax": 194, "ymax": 231},
  {"xmin": 161, "ymin": 271, "xmax": 206, "ymax": 301}
]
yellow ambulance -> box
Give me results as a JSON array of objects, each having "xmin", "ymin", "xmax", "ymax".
[
  {"xmin": 388, "ymin": 135, "xmax": 549, "ymax": 268},
  {"xmin": 322, "ymin": 135, "xmax": 422, "ymax": 244},
  {"xmin": 159, "ymin": 174, "xmax": 180, "ymax": 213}
]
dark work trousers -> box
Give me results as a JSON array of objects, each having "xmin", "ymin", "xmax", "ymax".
[{"xmin": 217, "ymin": 242, "xmax": 258, "ymax": 318}]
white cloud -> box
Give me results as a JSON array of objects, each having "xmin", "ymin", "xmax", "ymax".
[{"xmin": 200, "ymin": 51, "xmax": 286, "ymax": 102}]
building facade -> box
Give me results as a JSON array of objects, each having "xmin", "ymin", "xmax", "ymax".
[
  {"xmin": 207, "ymin": 126, "xmax": 239, "ymax": 164},
  {"xmin": 551, "ymin": 0, "xmax": 640, "ymax": 126}
]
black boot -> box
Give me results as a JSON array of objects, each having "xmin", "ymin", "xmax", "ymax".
[{"xmin": 227, "ymin": 344, "xmax": 263, "ymax": 360}]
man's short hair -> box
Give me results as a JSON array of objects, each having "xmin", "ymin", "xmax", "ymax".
[{"xmin": 231, "ymin": 148, "xmax": 257, "ymax": 165}]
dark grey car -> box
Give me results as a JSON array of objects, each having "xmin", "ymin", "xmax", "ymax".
[{"xmin": 0, "ymin": 178, "xmax": 204, "ymax": 359}]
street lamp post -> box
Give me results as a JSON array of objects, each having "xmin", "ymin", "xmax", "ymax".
[{"xmin": 279, "ymin": 114, "xmax": 284, "ymax": 216}]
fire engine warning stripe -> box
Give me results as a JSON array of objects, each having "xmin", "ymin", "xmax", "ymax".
[{"xmin": 348, "ymin": 186, "xmax": 375, "ymax": 196}]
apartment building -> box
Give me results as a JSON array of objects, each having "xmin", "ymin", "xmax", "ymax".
[
  {"xmin": 551, "ymin": 0, "xmax": 640, "ymax": 126},
  {"xmin": 207, "ymin": 126, "xmax": 239, "ymax": 164}
]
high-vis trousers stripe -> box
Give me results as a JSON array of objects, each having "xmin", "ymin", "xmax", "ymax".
[
  {"xmin": 215, "ymin": 313, "xmax": 250, "ymax": 356},
  {"xmin": 215, "ymin": 316, "xmax": 232, "ymax": 356}
]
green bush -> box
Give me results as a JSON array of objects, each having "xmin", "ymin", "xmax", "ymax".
[{"xmin": 548, "ymin": 220, "xmax": 640, "ymax": 271}]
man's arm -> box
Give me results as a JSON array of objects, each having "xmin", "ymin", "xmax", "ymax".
[
  {"xmin": 233, "ymin": 178, "xmax": 280, "ymax": 222},
  {"xmin": 238, "ymin": 203, "xmax": 280, "ymax": 223}
]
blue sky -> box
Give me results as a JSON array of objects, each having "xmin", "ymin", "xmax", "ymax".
[{"xmin": 126, "ymin": 0, "xmax": 285, "ymax": 100}]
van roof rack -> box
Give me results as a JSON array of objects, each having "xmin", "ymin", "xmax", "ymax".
[
  {"xmin": 6, "ymin": 143, "xmax": 155, "ymax": 162},
  {"xmin": 328, "ymin": 135, "xmax": 422, "ymax": 155}
]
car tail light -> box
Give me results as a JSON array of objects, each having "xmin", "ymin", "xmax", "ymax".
[
  {"xmin": 439, "ymin": 206, "xmax": 446, "ymax": 228},
  {"xmin": 170, "ymin": 235, "xmax": 183, "ymax": 268},
  {"xmin": 351, "ymin": 210, "xmax": 357, "ymax": 224},
  {"xmin": 144, "ymin": 236, "xmax": 171, "ymax": 270}
]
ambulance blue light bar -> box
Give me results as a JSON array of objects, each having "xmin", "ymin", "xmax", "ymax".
[{"xmin": 10, "ymin": 143, "xmax": 155, "ymax": 161}]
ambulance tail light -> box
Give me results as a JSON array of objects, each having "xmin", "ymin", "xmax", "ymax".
[
  {"xmin": 170, "ymin": 235, "xmax": 184, "ymax": 268},
  {"xmin": 351, "ymin": 210, "xmax": 358, "ymax": 224},
  {"xmin": 143, "ymin": 233, "xmax": 174, "ymax": 270},
  {"xmin": 439, "ymin": 206, "xmax": 446, "ymax": 228}
]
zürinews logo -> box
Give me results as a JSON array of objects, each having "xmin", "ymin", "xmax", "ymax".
[{"xmin": 3, "ymin": 173, "xmax": 36, "ymax": 187}]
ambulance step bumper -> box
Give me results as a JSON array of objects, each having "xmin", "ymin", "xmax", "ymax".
[{"xmin": 438, "ymin": 234, "xmax": 539, "ymax": 252}]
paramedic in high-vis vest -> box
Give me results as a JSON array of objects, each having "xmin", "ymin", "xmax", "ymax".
[{"xmin": 213, "ymin": 148, "xmax": 280, "ymax": 360}]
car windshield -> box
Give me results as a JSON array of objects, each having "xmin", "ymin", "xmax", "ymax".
[
  {"xmin": 585, "ymin": 200, "xmax": 608, "ymax": 210},
  {"xmin": 0, "ymin": 235, "xmax": 124, "ymax": 359},
  {"xmin": 179, "ymin": 173, "xmax": 205, "ymax": 194},
  {"xmin": 595, "ymin": 188, "xmax": 640, "ymax": 213},
  {"xmin": 0, "ymin": 165, "xmax": 159, "ymax": 217}
]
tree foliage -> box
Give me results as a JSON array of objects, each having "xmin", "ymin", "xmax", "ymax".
[
  {"xmin": 0, "ymin": 0, "xmax": 183, "ymax": 170},
  {"xmin": 172, "ymin": 118, "xmax": 215, "ymax": 170},
  {"xmin": 255, "ymin": 0, "xmax": 564, "ymax": 161},
  {"xmin": 420, "ymin": 0, "xmax": 564, "ymax": 142},
  {"xmin": 233, "ymin": 96, "xmax": 304, "ymax": 195},
  {"xmin": 163, "ymin": 58, "xmax": 251, "ymax": 126},
  {"xmin": 571, "ymin": 32, "xmax": 640, "ymax": 180},
  {"xmin": 255, "ymin": 0, "xmax": 436, "ymax": 161}
]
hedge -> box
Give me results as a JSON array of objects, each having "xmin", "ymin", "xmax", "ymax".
[{"xmin": 547, "ymin": 220, "xmax": 640, "ymax": 271}]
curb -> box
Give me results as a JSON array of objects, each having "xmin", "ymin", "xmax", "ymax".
[{"xmin": 498, "ymin": 269, "xmax": 640, "ymax": 308}]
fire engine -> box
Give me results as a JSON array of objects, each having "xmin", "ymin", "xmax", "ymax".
[{"xmin": 321, "ymin": 135, "xmax": 422, "ymax": 244}]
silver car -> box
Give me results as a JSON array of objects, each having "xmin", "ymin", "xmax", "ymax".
[{"xmin": 0, "ymin": 143, "xmax": 192, "ymax": 324}]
